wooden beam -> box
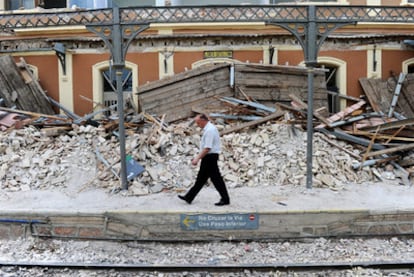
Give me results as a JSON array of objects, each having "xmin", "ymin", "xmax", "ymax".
[
  {"xmin": 360, "ymin": 118, "xmax": 414, "ymax": 132},
  {"xmin": 220, "ymin": 96, "xmax": 276, "ymax": 113},
  {"xmin": 318, "ymin": 134, "xmax": 361, "ymax": 160},
  {"xmin": 237, "ymin": 86, "xmax": 255, "ymax": 102},
  {"xmin": 359, "ymin": 77, "xmax": 385, "ymax": 113},
  {"xmin": 361, "ymin": 126, "xmax": 380, "ymax": 168},
  {"xmin": 220, "ymin": 110, "xmax": 285, "ymax": 135},
  {"xmin": 289, "ymin": 94, "xmax": 331, "ymax": 125},
  {"xmin": 315, "ymin": 100, "xmax": 366, "ymax": 129},
  {"xmin": 347, "ymin": 130, "xmax": 414, "ymax": 143},
  {"xmin": 365, "ymin": 142, "xmax": 414, "ymax": 158},
  {"xmin": 0, "ymin": 106, "xmax": 68, "ymax": 121}
]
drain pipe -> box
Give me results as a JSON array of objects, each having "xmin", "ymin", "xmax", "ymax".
[{"xmin": 0, "ymin": 219, "xmax": 47, "ymax": 224}]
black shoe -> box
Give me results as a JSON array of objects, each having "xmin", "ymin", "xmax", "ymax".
[
  {"xmin": 215, "ymin": 200, "xmax": 230, "ymax": 206},
  {"xmin": 178, "ymin": 195, "xmax": 191, "ymax": 204}
]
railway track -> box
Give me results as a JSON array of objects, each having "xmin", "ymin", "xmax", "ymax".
[
  {"xmin": 1, "ymin": 260, "xmax": 414, "ymax": 274},
  {"xmin": 2, "ymin": 236, "xmax": 414, "ymax": 276}
]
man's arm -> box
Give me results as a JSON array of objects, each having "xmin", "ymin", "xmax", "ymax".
[{"xmin": 192, "ymin": 147, "xmax": 210, "ymax": 165}]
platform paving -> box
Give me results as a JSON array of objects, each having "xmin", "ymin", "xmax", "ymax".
[{"xmin": 0, "ymin": 181, "xmax": 413, "ymax": 241}]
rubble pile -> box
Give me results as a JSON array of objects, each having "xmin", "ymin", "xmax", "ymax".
[
  {"xmin": 0, "ymin": 125, "xmax": 97, "ymax": 191},
  {"xmin": 0, "ymin": 55, "xmax": 413, "ymax": 193},
  {"xmin": 0, "ymin": 117, "xmax": 393, "ymax": 195},
  {"xmin": 129, "ymin": 120, "xmax": 383, "ymax": 195}
]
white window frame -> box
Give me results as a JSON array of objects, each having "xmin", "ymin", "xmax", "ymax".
[{"xmin": 92, "ymin": 61, "xmax": 138, "ymax": 112}]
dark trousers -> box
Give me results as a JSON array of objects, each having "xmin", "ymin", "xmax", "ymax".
[{"xmin": 185, "ymin": 154, "xmax": 230, "ymax": 203}]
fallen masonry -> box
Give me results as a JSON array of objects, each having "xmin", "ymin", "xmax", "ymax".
[{"xmin": 0, "ymin": 117, "xmax": 411, "ymax": 195}]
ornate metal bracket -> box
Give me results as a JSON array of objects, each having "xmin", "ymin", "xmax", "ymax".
[
  {"xmin": 53, "ymin": 43, "xmax": 66, "ymax": 75},
  {"xmin": 86, "ymin": 24, "xmax": 149, "ymax": 67},
  {"xmin": 267, "ymin": 6, "xmax": 356, "ymax": 67},
  {"xmin": 267, "ymin": 5, "xmax": 356, "ymax": 188}
]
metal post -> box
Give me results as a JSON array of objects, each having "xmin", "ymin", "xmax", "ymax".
[
  {"xmin": 112, "ymin": 6, "xmax": 128, "ymax": 190},
  {"xmin": 305, "ymin": 5, "xmax": 317, "ymax": 189},
  {"xmin": 306, "ymin": 68, "xmax": 315, "ymax": 189},
  {"xmin": 267, "ymin": 6, "xmax": 355, "ymax": 189},
  {"xmin": 85, "ymin": 7, "xmax": 150, "ymax": 191}
]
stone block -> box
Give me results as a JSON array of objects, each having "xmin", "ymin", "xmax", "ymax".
[
  {"xmin": 53, "ymin": 226, "xmax": 78, "ymax": 237},
  {"xmin": 9, "ymin": 225, "xmax": 26, "ymax": 239},
  {"xmin": 48, "ymin": 216, "xmax": 104, "ymax": 225},
  {"xmin": 398, "ymin": 223, "xmax": 414, "ymax": 233},
  {"xmin": 0, "ymin": 226, "xmax": 10, "ymax": 239},
  {"xmin": 79, "ymin": 227, "xmax": 104, "ymax": 238},
  {"xmin": 106, "ymin": 221, "xmax": 140, "ymax": 236},
  {"xmin": 34, "ymin": 225, "xmax": 53, "ymax": 236},
  {"xmin": 367, "ymin": 224, "xmax": 398, "ymax": 235}
]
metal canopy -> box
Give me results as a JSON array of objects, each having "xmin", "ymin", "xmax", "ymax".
[
  {"xmin": 1, "ymin": 5, "xmax": 413, "ymax": 190},
  {"xmin": 2, "ymin": 5, "xmax": 414, "ymax": 27}
]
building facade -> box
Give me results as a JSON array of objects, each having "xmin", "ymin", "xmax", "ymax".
[{"xmin": 0, "ymin": 1, "xmax": 413, "ymax": 116}]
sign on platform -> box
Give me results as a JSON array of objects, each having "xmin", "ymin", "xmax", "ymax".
[{"xmin": 180, "ymin": 213, "xmax": 259, "ymax": 230}]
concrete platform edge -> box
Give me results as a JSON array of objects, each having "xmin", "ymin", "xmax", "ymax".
[{"xmin": 0, "ymin": 208, "xmax": 413, "ymax": 241}]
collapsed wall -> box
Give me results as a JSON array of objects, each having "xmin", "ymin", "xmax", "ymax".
[
  {"xmin": 0, "ymin": 55, "xmax": 55, "ymax": 115},
  {"xmin": 137, "ymin": 63, "xmax": 329, "ymax": 123}
]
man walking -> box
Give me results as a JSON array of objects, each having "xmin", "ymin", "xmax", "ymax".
[{"xmin": 178, "ymin": 113, "xmax": 230, "ymax": 206}]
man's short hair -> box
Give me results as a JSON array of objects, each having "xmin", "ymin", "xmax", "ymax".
[{"xmin": 198, "ymin": 113, "xmax": 209, "ymax": 121}]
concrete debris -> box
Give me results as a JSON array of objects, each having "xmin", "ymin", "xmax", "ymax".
[{"xmin": 0, "ymin": 117, "xmax": 401, "ymax": 194}]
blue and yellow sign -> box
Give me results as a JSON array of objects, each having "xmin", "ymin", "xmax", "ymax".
[{"xmin": 180, "ymin": 213, "xmax": 259, "ymax": 230}]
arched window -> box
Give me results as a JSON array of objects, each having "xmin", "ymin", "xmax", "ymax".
[
  {"xmin": 320, "ymin": 64, "xmax": 340, "ymax": 113},
  {"xmin": 102, "ymin": 67, "xmax": 133, "ymax": 111},
  {"xmin": 300, "ymin": 56, "xmax": 347, "ymax": 112},
  {"xmin": 92, "ymin": 61, "xmax": 138, "ymax": 115},
  {"xmin": 402, "ymin": 58, "xmax": 414, "ymax": 74}
]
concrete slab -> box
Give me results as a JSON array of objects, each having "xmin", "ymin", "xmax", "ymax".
[{"xmin": 0, "ymin": 181, "xmax": 412, "ymax": 213}]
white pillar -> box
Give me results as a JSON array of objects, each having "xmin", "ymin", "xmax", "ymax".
[{"xmin": 58, "ymin": 52, "xmax": 74, "ymax": 114}]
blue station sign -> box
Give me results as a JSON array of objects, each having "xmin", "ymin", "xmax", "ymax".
[{"xmin": 180, "ymin": 213, "xmax": 259, "ymax": 231}]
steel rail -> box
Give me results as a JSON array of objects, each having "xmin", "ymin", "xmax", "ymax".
[
  {"xmin": 1, "ymin": 5, "xmax": 414, "ymax": 29},
  {"xmin": 1, "ymin": 260, "xmax": 414, "ymax": 273}
]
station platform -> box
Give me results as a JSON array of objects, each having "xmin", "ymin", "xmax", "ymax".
[{"xmin": 0, "ymin": 181, "xmax": 413, "ymax": 241}]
